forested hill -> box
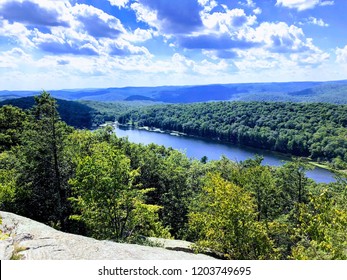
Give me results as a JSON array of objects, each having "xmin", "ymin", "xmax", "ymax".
[
  {"xmin": 0, "ymin": 97, "xmax": 153, "ymax": 129},
  {"xmin": 0, "ymin": 96, "xmax": 95, "ymax": 129},
  {"xmin": 118, "ymin": 102, "xmax": 347, "ymax": 168}
]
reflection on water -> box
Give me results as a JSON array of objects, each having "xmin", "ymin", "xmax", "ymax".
[{"xmin": 114, "ymin": 126, "xmax": 336, "ymax": 184}]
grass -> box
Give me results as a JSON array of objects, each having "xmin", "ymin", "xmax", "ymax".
[{"xmin": 10, "ymin": 244, "xmax": 27, "ymax": 260}]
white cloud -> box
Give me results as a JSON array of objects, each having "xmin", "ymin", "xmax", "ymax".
[
  {"xmin": 232, "ymin": 21, "xmax": 330, "ymax": 73},
  {"xmin": 249, "ymin": 22, "xmax": 313, "ymax": 53},
  {"xmin": 123, "ymin": 28, "xmax": 154, "ymax": 42},
  {"xmin": 336, "ymin": 45, "xmax": 347, "ymax": 63},
  {"xmin": 320, "ymin": 1, "xmax": 334, "ymax": 6},
  {"xmin": 71, "ymin": 4, "xmax": 126, "ymax": 38},
  {"xmin": 0, "ymin": 1, "xmax": 152, "ymax": 58},
  {"xmin": 130, "ymin": 2, "xmax": 159, "ymax": 30},
  {"xmin": 239, "ymin": 0, "xmax": 256, "ymax": 8},
  {"xmin": 276, "ymin": 0, "xmax": 334, "ymax": 11},
  {"xmin": 306, "ymin": 17, "xmax": 329, "ymax": 27},
  {"xmin": 0, "ymin": 21, "xmax": 34, "ymax": 48},
  {"xmin": 0, "ymin": 0, "xmax": 74, "ymax": 27},
  {"xmin": 198, "ymin": 0, "xmax": 218, "ymax": 12},
  {"xmin": 193, "ymin": 59, "xmax": 229, "ymax": 75},
  {"xmin": 253, "ymin": 7, "xmax": 262, "ymax": 14},
  {"xmin": 202, "ymin": 8, "xmax": 257, "ymax": 33},
  {"xmin": 108, "ymin": 0, "xmax": 130, "ymax": 8},
  {"xmin": 0, "ymin": 48, "xmax": 31, "ymax": 68}
]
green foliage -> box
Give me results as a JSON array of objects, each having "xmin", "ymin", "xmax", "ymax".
[
  {"xmin": 78, "ymin": 100, "xmax": 154, "ymax": 127},
  {"xmin": 0, "ymin": 152, "xmax": 17, "ymax": 209},
  {"xmin": 0, "ymin": 96, "xmax": 94, "ymax": 129},
  {"xmin": 118, "ymin": 101, "xmax": 347, "ymax": 167},
  {"xmin": 112, "ymin": 138, "xmax": 194, "ymax": 238},
  {"xmin": 275, "ymin": 159, "xmax": 313, "ymax": 214},
  {"xmin": 69, "ymin": 141, "xmax": 170, "ymax": 241},
  {"xmin": 0, "ymin": 105, "xmax": 27, "ymax": 152},
  {"xmin": 188, "ymin": 173, "xmax": 276, "ymax": 259},
  {"xmin": 11, "ymin": 92, "xmax": 73, "ymax": 229},
  {"xmin": 291, "ymin": 189, "xmax": 347, "ymax": 259},
  {"xmin": 1, "ymin": 92, "xmax": 347, "ymax": 259}
]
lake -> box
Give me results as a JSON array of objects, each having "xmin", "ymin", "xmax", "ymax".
[{"xmin": 114, "ymin": 126, "xmax": 336, "ymax": 183}]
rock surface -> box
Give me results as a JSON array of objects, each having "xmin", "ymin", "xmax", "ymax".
[{"xmin": 0, "ymin": 211, "xmax": 215, "ymax": 260}]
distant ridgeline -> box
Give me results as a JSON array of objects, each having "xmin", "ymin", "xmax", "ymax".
[
  {"xmin": 0, "ymin": 97, "xmax": 95, "ymax": 129},
  {"xmin": 118, "ymin": 102, "xmax": 347, "ymax": 168},
  {"xmin": 0, "ymin": 97, "xmax": 149, "ymax": 129},
  {"xmin": 1, "ymin": 80, "xmax": 347, "ymax": 104}
]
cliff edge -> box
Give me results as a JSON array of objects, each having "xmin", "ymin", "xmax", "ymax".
[{"xmin": 0, "ymin": 211, "xmax": 215, "ymax": 260}]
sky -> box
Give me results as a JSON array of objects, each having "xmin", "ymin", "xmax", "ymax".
[{"xmin": 0, "ymin": 0, "xmax": 346, "ymax": 90}]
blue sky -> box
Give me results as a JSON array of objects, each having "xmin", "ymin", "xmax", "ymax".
[{"xmin": 0, "ymin": 0, "xmax": 346, "ymax": 90}]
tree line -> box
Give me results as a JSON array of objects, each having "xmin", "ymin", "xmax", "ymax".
[
  {"xmin": 1, "ymin": 92, "xmax": 347, "ymax": 259},
  {"xmin": 118, "ymin": 101, "xmax": 347, "ymax": 169}
]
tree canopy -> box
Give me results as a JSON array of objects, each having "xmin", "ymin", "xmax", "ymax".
[{"xmin": 1, "ymin": 92, "xmax": 347, "ymax": 259}]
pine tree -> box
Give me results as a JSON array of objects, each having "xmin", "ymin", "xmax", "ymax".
[{"xmin": 14, "ymin": 92, "xmax": 72, "ymax": 229}]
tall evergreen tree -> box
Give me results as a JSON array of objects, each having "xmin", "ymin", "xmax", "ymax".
[{"xmin": 14, "ymin": 92, "xmax": 73, "ymax": 229}]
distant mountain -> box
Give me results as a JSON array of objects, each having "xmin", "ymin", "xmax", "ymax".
[
  {"xmin": 287, "ymin": 83, "xmax": 347, "ymax": 104},
  {"xmin": 1, "ymin": 80, "xmax": 347, "ymax": 104},
  {"xmin": 0, "ymin": 97, "xmax": 157, "ymax": 129},
  {"xmin": 0, "ymin": 94, "xmax": 21, "ymax": 102},
  {"xmin": 0, "ymin": 96, "xmax": 95, "ymax": 129},
  {"xmin": 124, "ymin": 95, "xmax": 156, "ymax": 101}
]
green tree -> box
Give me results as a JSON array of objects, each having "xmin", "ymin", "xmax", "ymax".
[
  {"xmin": 0, "ymin": 151, "xmax": 17, "ymax": 210},
  {"xmin": 188, "ymin": 173, "xmax": 276, "ymax": 259},
  {"xmin": 239, "ymin": 158, "xmax": 280, "ymax": 221},
  {"xmin": 291, "ymin": 189, "xmax": 347, "ymax": 259},
  {"xmin": 69, "ymin": 141, "xmax": 170, "ymax": 242},
  {"xmin": 14, "ymin": 92, "xmax": 73, "ymax": 229},
  {"xmin": 275, "ymin": 158, "xmax": 313, "ymax": 214},
  {"xmin": 0, "ymin": 105, "xmax": 27, "ymax": 152}
]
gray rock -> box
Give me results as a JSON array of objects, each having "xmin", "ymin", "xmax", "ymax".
[{"xmin": 0, "ymin": 211, "xmax": 215, "ymax": 260}]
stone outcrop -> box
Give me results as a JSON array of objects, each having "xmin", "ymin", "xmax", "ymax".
[{"xmin": 0, "ymin": 211, "xmax": 215, "ymax": 260}]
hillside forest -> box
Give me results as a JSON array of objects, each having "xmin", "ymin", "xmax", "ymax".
[
  {"xmin": 1, "ymin": 92, "xmax": 347, "ymax": 260},
  {"xmin": 118, "ymin": 102, "xmax": 347, "ymax": 170}
]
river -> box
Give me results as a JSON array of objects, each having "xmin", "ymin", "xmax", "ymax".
[{"xmin": 113, "ymin": 126, "xmax": 336, "ymax": 183}]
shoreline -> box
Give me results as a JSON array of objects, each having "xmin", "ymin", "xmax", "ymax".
[{"xmin": 109, "ymin": 121, "xmax": 341, "ymax": 175}]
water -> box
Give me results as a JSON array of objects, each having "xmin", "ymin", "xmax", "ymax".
[{"xmin": 114, "ymin": 126, "xmax": 337, "ymax": 183}]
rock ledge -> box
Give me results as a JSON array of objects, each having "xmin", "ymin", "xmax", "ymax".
[{"xmin": 0, "ymin": 211, "xmax": 215, "ymax": 260}]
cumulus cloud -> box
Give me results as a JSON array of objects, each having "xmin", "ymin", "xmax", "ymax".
[
  {"xmin": 180, "ymin": 7, "xmax": 259, "ymax": 53},
  {"xmin": 0, "ymin": 1, "xmax": 150, "ymax": 58},
  {"xmin": 250, "ymin": 22, "xmax": 312, "ymax": 53},
  {"xmin": 202, "ymin": 8, "xmax": 257, "ymax": 30},
  {"xmin": 108, "ymin": 40, "xmax": 149, "ymax": 56},
  {"xmin": 132, "ymin": 0, "xmax": 203, "ymax": 34},
  {"xmin": 198, "ymin": 0, "xmax": 218, "ymax": 12},
  {"xmin": 37, "ymin": 40, "xmax": 99, "ymax": 56},
  {"xmin": 253, "ymin": 7, "xmax": 262, "ymax": 14},
  {"xmin": 336, "ymin": 45, "xmax": 347, "ymax": 63},
  {"xmin": 108, "ymin": 0, "xmax": 130, "ymax": 8},
  {"xmin": 0, "ymin": 0, "xmax": 70, "ymax": 27},
  {"xmin": 0, "ymin": 20, "xmax": 34, "ymax": 48},
  {"xmin": 0, "ymin": 47, "xmax": 31, "ymax": 68},
  {"xmin": 276, "ymin": 0, "xmax": 334, "ymax": 11},
  {"xmin": 123, "ymin": 28, "xmax": 154, "ymax": 42},
  {"xmin": 72, "ymin": 4, "xmax": 125, "ymax": 38}
]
